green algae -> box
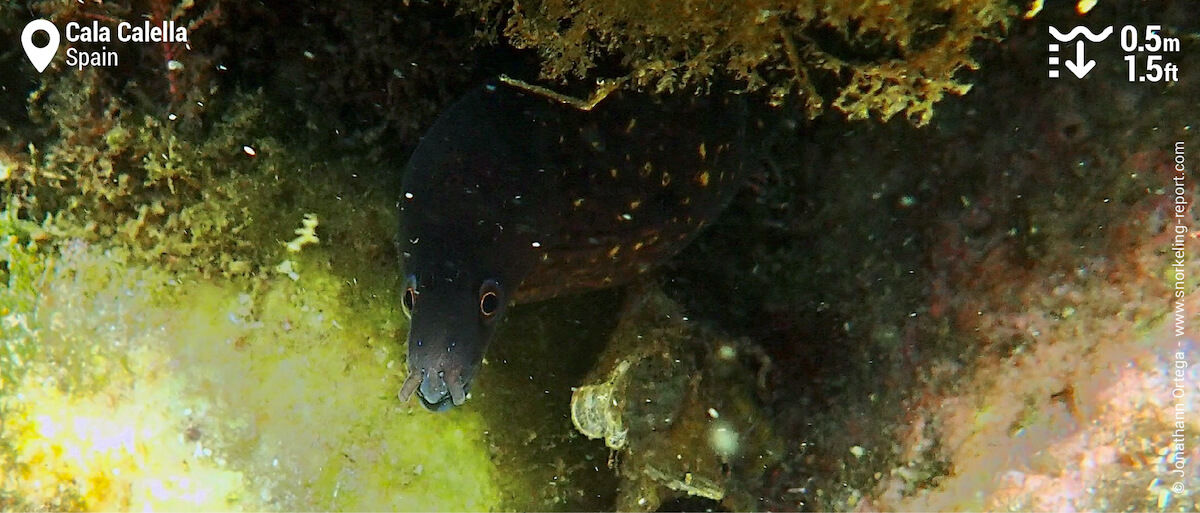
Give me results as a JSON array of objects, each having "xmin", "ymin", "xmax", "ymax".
[
  {"xmin": 0, "ymin": 221, "xmax": 504, "ymax": 511},
  {"xmin": 9, "ymin": 78, "xmax": 280, "ymax": 276}
]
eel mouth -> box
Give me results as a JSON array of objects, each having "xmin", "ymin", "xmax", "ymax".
[
  {"xmin": 418, "ymin": 390, "xmax": 455, "ymax": 412},
  {"xmin": 398, "ymin": 368, "xmax": 468, "ymax": 411}
]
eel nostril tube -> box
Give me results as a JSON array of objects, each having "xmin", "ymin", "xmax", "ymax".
[{"xmin": 398, "ymin": 369, "xmax": 422, "ymax": 402}]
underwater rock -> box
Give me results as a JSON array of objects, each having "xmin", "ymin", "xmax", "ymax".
[{"xmin": 570, "ymin": 284, "xmax": 779, "ymax": 511}]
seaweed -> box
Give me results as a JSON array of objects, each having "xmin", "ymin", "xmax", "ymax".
[
  {"xmin": 460, "ymin": 0, "xmax": 1016, "ymax": 125},
  {"xmin": 3, "ymin": 76, "xmax": 283, "ymax": 276}
]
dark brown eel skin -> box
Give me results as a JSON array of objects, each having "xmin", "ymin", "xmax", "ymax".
[{"xmin": 397, "ymin": 78, "xmax": 754, "ymax": 411}]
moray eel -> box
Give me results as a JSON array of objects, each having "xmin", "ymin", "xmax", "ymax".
[{"xmin": 397, "ymin": 78, "xmax": 753, "ymax": 411}]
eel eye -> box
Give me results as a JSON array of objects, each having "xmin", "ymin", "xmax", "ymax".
[
  {"xmin": 401, "ymin": 281, "xmax": 417, "ymax": 318},
  {"xmin": 479, "ymin": 279, "xmax": 502, "ymax": 319}
]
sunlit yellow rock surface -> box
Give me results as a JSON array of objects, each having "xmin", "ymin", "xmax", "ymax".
[{"xmin": 0, "ymin": 238, "xmax": 501, "ymax": 511}]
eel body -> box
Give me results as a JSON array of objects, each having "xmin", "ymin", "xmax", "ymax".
[{"xmin": 397, "ymin": 79, "xmax": 752, "ymax": 410}]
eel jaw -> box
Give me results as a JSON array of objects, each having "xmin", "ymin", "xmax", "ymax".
[{"xmin": 397, "ymin": 367, "xmax": 469, "ymax": 411}]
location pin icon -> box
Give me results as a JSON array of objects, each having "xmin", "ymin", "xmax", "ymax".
[{"xmin": 22, "ymin": 19, "xmax": 60, "ymax": 73}]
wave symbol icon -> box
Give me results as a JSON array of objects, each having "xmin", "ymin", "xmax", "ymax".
[{"xmin": 1049, "ymin": 26, "xmax": 1113, "ymax": 43}]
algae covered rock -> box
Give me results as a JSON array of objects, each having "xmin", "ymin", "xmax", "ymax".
[
  {"xmin": 570, "ymin": 285, "xmax": 780, "ymax": 511},
  {"xmin": 462, "ymin": 0, "xmax": 1015, "ymax": 125}
]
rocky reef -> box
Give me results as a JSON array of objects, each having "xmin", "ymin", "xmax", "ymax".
[{"xmin": 1, "ymin": 0, "xmax": 1197, "ymax": 511}]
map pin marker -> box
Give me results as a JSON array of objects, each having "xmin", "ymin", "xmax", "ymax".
[{"xmin": 22, "ymin": 19, "xmax": 60, "ymax": 73}]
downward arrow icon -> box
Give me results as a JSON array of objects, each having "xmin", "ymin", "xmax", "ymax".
[{"xmin": 1064, "ymin": 41, "xmax": 1095, "ymax": 78}]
